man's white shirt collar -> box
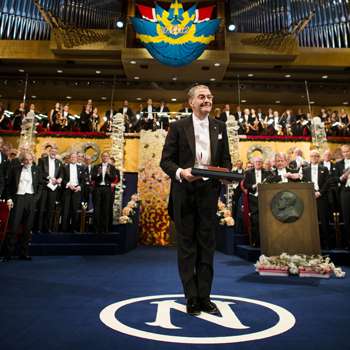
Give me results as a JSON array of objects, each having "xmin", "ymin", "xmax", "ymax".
[{"xmin": 193, "ymin": 113, "xmax": 209, "ymax": 126}]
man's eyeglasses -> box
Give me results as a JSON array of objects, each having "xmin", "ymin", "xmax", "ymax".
[{"xmin": 197, "ymin": 94, "xmax": 214, "ymax": 101}]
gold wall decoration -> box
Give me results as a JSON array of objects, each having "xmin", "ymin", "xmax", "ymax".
[{"xmin": 2, "ymin": 133, "xmax": 347, "ymax": 168}]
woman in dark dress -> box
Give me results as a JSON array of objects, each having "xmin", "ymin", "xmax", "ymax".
[
  {"xmin": 79, "ymin": 104, "xmax": 93, "ymax": 132},
  {"xmin": 11, "ymin": 102, "xmax": 26, "ymax": 130},
  {"xmin": 0, "ymin": 103, "xmax": 12, "ymax": 130},
  {"xmin": 49, "ymin": 102, "xmax": 62, "ymax": 131}
]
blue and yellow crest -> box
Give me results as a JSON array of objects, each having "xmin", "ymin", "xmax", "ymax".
[{"xmin": 131, "ymin": 0, "xmax": 220, "ymax": 67}]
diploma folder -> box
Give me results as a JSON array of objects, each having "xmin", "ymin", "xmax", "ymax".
[{"xmin": 191, "ymin": 166, "xmax": 244, "ymax": 182}]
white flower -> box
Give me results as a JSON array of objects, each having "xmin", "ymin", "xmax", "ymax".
[
  {"xmin": 288, "ymin": 263, "xmax": 299, "ymax": 275},
  {"xmin": 334, "ymin": 268, "xmax": 346, "ymax": 278},
  {"xmin": 255, "ymin": 253, "xmax": 345, "ymax": 278}
]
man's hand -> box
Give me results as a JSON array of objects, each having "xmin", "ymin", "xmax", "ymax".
[
  {"xmin": 285, "ymin": 172, "xmax": 301, "ymax": 180},
  {"xmin": 6, "ymin": 199, "xmax": 13, "ymax": 209},
  {"xmin": 315, "ymin": 191, "xmax": 321, "ymax": 199},
  {"xmin": 180, "ymin": 168, "xmax": 201, "ymax": 182},
  {"xmin": 340, "ymin": 173, "xmax": 349, "ymax": 182}
]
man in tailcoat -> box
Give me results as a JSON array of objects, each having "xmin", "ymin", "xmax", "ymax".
[
  {"xmin": 38, "ymin": 146, "xmax": 62, "ymax": 233},
  {"xmin": 60, "ymin": 152, "xmax": 85, "ymax": 232},
  {"xmin": 335, "ymin": 144, "xmax": 350, "ymax": 248},
  {"xmin": 302, "ymin": 150, "xmax": 330, "ymax": 248},
  {"xmin": 3, "ymin": 152, "xmax": 42, "ymax": 261},
  {"xmin": 160, "ymin": 85, "xmax": 232, "ymax": 316},
  {"xmin": 243, "ymin": 157, "xmax": 272, "ymax": 247},
  {"xmin": 269, "ymin": 152, "xmax": 302, "ymax": 183},
  {"xmin": 91, "ymin": 151, "xmax": 119, "ymax": 233}
]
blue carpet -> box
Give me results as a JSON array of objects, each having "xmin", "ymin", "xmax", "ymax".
[{"xmin": 0, "ymin": 246, "xmax": 349, "ymax": 350}]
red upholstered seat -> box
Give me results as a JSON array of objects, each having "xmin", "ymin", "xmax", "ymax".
[{"xmin": 0, "ymin": 202, "xmax": 10, "ymax": 241}]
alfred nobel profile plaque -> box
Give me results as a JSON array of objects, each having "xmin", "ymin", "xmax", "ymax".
[
  {"xmin": 271, "ymin": 191, "xmax": 304, "ymax": 223},
  {"xmin": 258, "ymin": 183, "xmax": 320, "ymax": 256}
]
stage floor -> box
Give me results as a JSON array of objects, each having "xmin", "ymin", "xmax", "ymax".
[{"xmin": 0, "ymin": 246, "xmax": 349, "ymax": 350}]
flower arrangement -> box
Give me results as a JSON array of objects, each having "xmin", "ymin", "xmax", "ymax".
[
  {"xmin": 255, "ymin": 253, "xmax": 346, "ymax": 278},
  {"xmin": 217, "ymin": 200, "xmax": 235, "ymax": 226},
  {"xmin": 119, "ymin": 193, "xmax": 140, "ymax": 224}
]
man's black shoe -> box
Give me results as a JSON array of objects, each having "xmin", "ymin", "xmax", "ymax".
[
  {"xmin": 18, "ymin": 255, "xmax": 32, "ymax": 261},
  {"xmin": 200, "ymin": 299, "xmax": 220, "ymax": 315},
  {"xmin": 186, "ymin": 298, "xmax": 201, "ymax": 316}
]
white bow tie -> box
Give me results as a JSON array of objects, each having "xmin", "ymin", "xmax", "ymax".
[{"xmin": 197, "ymin": 120, "xmax": 208, "ymax": 127}]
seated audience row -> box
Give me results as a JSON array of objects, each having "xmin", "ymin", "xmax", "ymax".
[{"xmin": 0, "ymin": 100, "xmax": 349, "ymax": 136}]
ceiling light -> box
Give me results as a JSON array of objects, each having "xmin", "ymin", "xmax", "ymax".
[
  {"xmin": 310, "ymin": 101, "xmax": 315, "ymax": 104},
  {"xmin": 18, "ymin": 69, "xmax": 25, "ymax": 73},
  {"xmin": 96, "ymin": 70, "xmax": 101, "ymax": 74},
  {"xmin": 66, "ymin": 96, "xmax": 72, "ymax": 99},
  {"xmin": 248, "ymin": 73, "xmax": 254, "ymax": 77},
  {"xmin": 228, "ymin": 24, "xmax": 236, "ymax": 32},
  {"xmin": 136, "ymin": 97, "xmax": 142, "ymax": 101},
  {"xmin": 130, "ymin": 61, "xmax": 136, "ymax": 65},
  {"xmin": 322, "ymin": 75, "xmax": 328, "ymax": 79},
  {"xmin": 171, "ymin": 98, "xmax": 177, "ymax": 102},
  {"xmin": 116, "ymin": 20, "xmax": 124, "ymax": 29},
  {"xmin": 101, "ymin": 97, "xmax": 107, "ymax": 100},
  {"xmin": 241, "ymin": 100, "xmax": 247, "ymax": 103},
  {"xmin": 134, "ymin": 76, "xmax": 140, "ymax": 80},
  {"xmin": 285, "ymin": 74, "xmax": 291, "ymax": 78},
  {"xmin": 210, "ymin": 78, "xmax": 216, "ymax": 81},
  {"xmin": 343, "ymin": 101, "xmax": 349, "ymax": 105},
  {"xmin": 275, "ymin": 100, "xmax": 280, "ymax": 104},
  {"xmin": 214, "ymin": 63, "xmax": 221, "ymax": 67},
  {"xmin": 57, "ymin": 69, "xmax": 63, "ymax": 73},
  {"xmin": 172, "ymin": 77, "xmax": 177, "ymax": 81},
  {"xmin": 31, "ymin": 95, "xmax": 37, "ymax": 99}
]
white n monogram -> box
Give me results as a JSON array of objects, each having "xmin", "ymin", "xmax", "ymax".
[{"xmin": 146, "ymin": 300, "xmax": 250, "ymax": 330}]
